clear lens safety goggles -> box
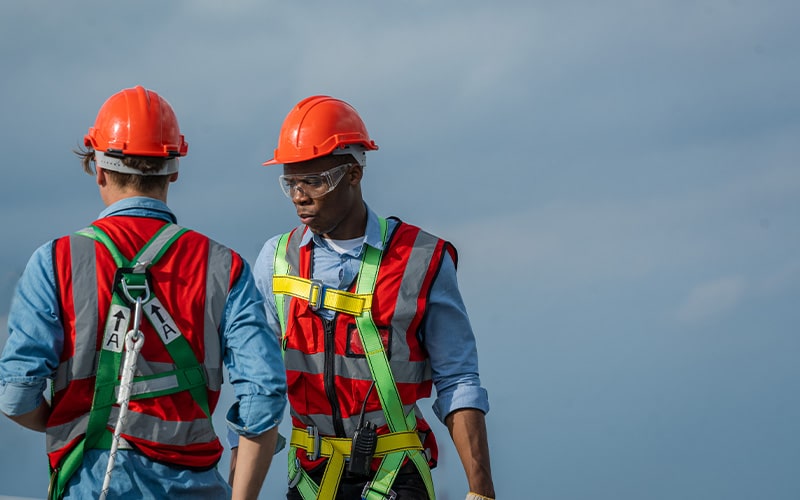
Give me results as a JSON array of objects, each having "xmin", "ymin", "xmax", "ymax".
[{"xmin": 278, "ymin": 163, "xmax": 354, "ymax": 199}]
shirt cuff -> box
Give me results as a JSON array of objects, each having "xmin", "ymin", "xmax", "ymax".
[
  {"xmin": 433, "ymin": 384, "xmax": 490, "ymax": 423},
  {"xmin": 226, "ymin": 417, "xmax": 286, "ymax": 454},
  {"xmin": 0, "ymin": 380, "xmax": 47, "ymax": 416},
  {"xmin": 225, "ymin": 393, "xmax": 285, "ymax": 437}
]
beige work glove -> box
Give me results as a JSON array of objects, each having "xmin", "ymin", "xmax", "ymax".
[{"xmin": 466, "ymin": 493, "xmax": 495, "ymax": 500}]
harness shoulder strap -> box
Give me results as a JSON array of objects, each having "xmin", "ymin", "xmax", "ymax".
[
  {"xmin": 273, "ymin": 230, "xmax": 292, "ymax": 352},
  {"xmin": 354, "ymin": 219, "xmax": 434, "ymax": 500}
]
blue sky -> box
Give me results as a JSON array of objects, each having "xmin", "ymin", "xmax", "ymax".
[{"xmin": 1, "ymin": 1, "xmax": 799, "ymax": 499}]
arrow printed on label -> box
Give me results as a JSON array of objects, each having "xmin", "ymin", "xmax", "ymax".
[
  {"xmin": 145, "ymin": 297, "xmax": 184, "ymax": 345},
  {"xmin": 103, "ymin": 304, "xmax": 130, "ymax": 353}
]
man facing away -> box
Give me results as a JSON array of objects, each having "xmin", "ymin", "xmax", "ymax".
[
  {"xmin": 0, "ymin": 86, "xmax": 287, "ymax": 499},
  {"xmin": 242, "ymin": 95, "xmax": 495, "ymax": 499}
]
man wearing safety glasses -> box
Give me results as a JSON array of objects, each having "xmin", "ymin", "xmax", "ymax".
[{"xmin": 230, "ymin": 95, "xmax": 495, "ymax": 500}]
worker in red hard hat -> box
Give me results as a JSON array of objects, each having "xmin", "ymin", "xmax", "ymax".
[
  {"xmin": 234, "ymin": 95, "xmax": 495, "ymax": 500},
  {"xmin": 0, "ymin": 86, "xmax": 287, "ymax": 499}
]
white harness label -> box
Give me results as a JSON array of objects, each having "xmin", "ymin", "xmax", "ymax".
[
  {"xmin": 102, "ymin": 304, "xmax": 130, "ymax": 353},
  {"xmin": 145, "ymin": 297, "xmax": 184, "ymax": 345}
]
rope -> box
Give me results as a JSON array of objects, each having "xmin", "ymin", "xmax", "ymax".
[{"xmin": 99, "ymin": 296, "xmax": 145, "ymax": 500}]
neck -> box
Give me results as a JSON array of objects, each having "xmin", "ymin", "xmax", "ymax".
[
  {"xmin": 323, "ymin": 200, "xmax": 367, "ymax": 240},
  {"xmin": 102, "ymin": 187, "xmax": 167, "ymax": 206},
  {"xmin": 96, "ymin": 168, "xmax": 172, "ymax": 207}
]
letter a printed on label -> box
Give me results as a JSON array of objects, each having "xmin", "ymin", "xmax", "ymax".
[
  {"xmin": 103, "ymin": 304, "xmax": 130, "ymax": 353},
  {"xmin": 144, "ymin": 297, "xmax": 184, "ymax": 345}
]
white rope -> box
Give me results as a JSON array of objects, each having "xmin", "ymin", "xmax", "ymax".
[{"xmin": 99, "ymin": 297, "xmax": 145, "ymax": 500}]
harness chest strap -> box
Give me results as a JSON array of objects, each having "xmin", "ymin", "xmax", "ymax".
[{"xmin": 273, "ymin": 274, "xmax": 372, "ymax": 315}]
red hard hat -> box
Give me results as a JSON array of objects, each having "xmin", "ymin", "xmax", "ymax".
[
  {"xmin": 263, "ymin": 95, "xmax": 378, "ymax": 166},
  {"xmin": 84, "ymin": 86, "xmax": 188, "ymax": 157}
]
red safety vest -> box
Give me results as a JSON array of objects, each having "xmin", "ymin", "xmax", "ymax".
[
  {"xmin": 278, "ymin": 218, "xmax": 456, "ymax": 471},
  {"xmin": 46, "ymin": 216, "xmax": 242, "ymax": 470}
]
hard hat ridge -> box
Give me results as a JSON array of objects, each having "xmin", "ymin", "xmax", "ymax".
[
  {"xmin": 84, "ymin": 85, "xmax": 188, "ymax": 159},
  {"xmin": 263, "ymin": 95, "xmax": 377, "ymax": 166}
]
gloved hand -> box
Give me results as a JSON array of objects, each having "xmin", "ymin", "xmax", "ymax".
[{"xmin": 466, "ymin": 492, "xmax": 494, "ymax": 500}]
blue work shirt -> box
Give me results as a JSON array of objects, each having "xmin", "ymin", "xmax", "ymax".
[
  {"xmin": 0, "ymin": 197, "xmax": 287, "ymax": 498},
  {"xmin": 253, "ymin": 204, "xmax": 489, "ymax": 425}
]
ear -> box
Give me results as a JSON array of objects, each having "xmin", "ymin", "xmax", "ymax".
[
  {"xmin": 348, "ymin": 164, "xmax": 363, "ymax": 185},
  {"xmin": 169, "ymin": 172, "xmax": 179, "ymax": 183},
  {"xmin": 96, "ymin": 167, "xmax": 107, "ymax": 187}
]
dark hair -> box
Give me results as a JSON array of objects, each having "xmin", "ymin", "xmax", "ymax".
[{"xmin": 74, "ymin": 146, "xmax": 173, "ymax": 192}]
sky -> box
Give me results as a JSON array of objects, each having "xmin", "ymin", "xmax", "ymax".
[{"xmin": 1, "ymin": 1, "xmax": 799, "ymax": 498}]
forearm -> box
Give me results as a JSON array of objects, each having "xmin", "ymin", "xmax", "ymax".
[
  {"xmin": 446, "ymin": 408, "xmax": 495, "ymax": 498},
  {"xmin": 228, "ymin": 446, "xmax": 238, "ymax": 487},
  {"xmin": 4, "ymin": 398, "xmax": 51, "ymax": 432},
  {"xmin": 230, "ymin": 427, "xmax": 278, "ymax": 500}
]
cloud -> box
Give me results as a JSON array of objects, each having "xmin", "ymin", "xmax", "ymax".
[
  {"xmin": 436, "ymin": 158, "xmax": 800, "ymax": 335},
  {"xmin": 1, "ymin": 2, "xmax": 800, "ymax": 498},
  {"xmin": 675, "ymin": 276, "xmax": 747, "ymax": 323}
]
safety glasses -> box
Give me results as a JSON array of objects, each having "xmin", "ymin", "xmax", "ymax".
[{"xmin": 278, "ymin": 163, "xmax": 354, "ymax": 199}]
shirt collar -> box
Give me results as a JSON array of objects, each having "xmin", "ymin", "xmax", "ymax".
[
  {"xmin": 98, "ymin": 196, "xmax": 177, "ymax": 223},
  {"xmin": 299, "ymin": 203, "xmax": 385, "ymax": 252}
]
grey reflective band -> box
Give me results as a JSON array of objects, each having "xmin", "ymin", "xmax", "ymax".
[
  {"xmin": 202, "ymin": 240, "xmax": 230, "ymax": 391},
  {"xmin": 282, "ymin": 350, "xmax": 430, "ymax": 384},
  {"xmin": 116, "ymin": 374, "xmax": 180, "ymax": 399},
  {"xmin": 95, "ymin": 150, "xmax": 179, "ymax": 176},
  {"xmin": 47, "ymin": 408, "xmax": 216, "ymax": 449},
  {"xmin": 69, "ymin": 234, "xmax": 100, "ymax": 381}
]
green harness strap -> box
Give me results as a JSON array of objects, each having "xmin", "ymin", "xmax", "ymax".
[
  {"xmin": 50, "ymin": 223, "xmax": 211, "ymax": 500},
  {"xmin": 353, "ymin": 221, "xmax": 434, "ymax": 500},
  {"xmin": 273, "ymin": 231, "xmax": 291, "ymax": 353},
  {"xmin": 275, "ymin": 219, "xmax": 435, "ymax": 500}
]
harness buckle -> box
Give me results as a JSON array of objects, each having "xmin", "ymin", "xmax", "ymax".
[
  {"xmin": 307, "ymin": 425, "xmax": 321, "ymax": 460},
  {"xmin": 287, "ymin": 458, "xmax": 302, "ymax": 488},
  {"xmin": 308, "ymin": 279, "xmax": 325, "ymax": 311},
  {"xmin": 361, "ymin": 483, "xmax": 397, "ymax": 500}
]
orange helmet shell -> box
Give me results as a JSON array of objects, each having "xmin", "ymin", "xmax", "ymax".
[
  {"xmin": 263, "ymin": 95, "xmax": 378, "ymax": 166},
  {"xmin": 84, "ymin": 86, "xmax": 188, "ymax": 157}
]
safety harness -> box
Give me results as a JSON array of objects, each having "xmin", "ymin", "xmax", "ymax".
[
  {"xmin": 272, "ymin": 217, "xmax": 436, "ymax": 500},
  {"xmin": 49, "ymin": 223, "xmax": 212, "ymax": 500}
]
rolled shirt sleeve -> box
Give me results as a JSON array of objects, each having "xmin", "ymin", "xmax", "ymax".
[
  {"xmin": 221, "ymin": 259, "xmax": 287, "ymax": 438},
  {"xmin": 424, "ymin": 252, "xmax": 490, "ymax": 422},
  {"xmin": 0, "ymin": 242, "xmax": 61, "ymax": 416}
]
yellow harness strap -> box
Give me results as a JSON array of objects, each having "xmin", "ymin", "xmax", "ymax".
[
  {"xmin": 289, "ymin": 427, "xmax": 424, "ymax": 499},
  {"xmin": 273, "ymin": 275, "xmax": 372, "ymax": 315},
  {"xmin": 290, "ymin": 427, "xmax": 423, "ymax": 457}
]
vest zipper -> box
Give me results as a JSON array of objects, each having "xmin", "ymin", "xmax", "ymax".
[{"xmin": 323, "ymin": 317, "xmax": 346, "ymax": 437}]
